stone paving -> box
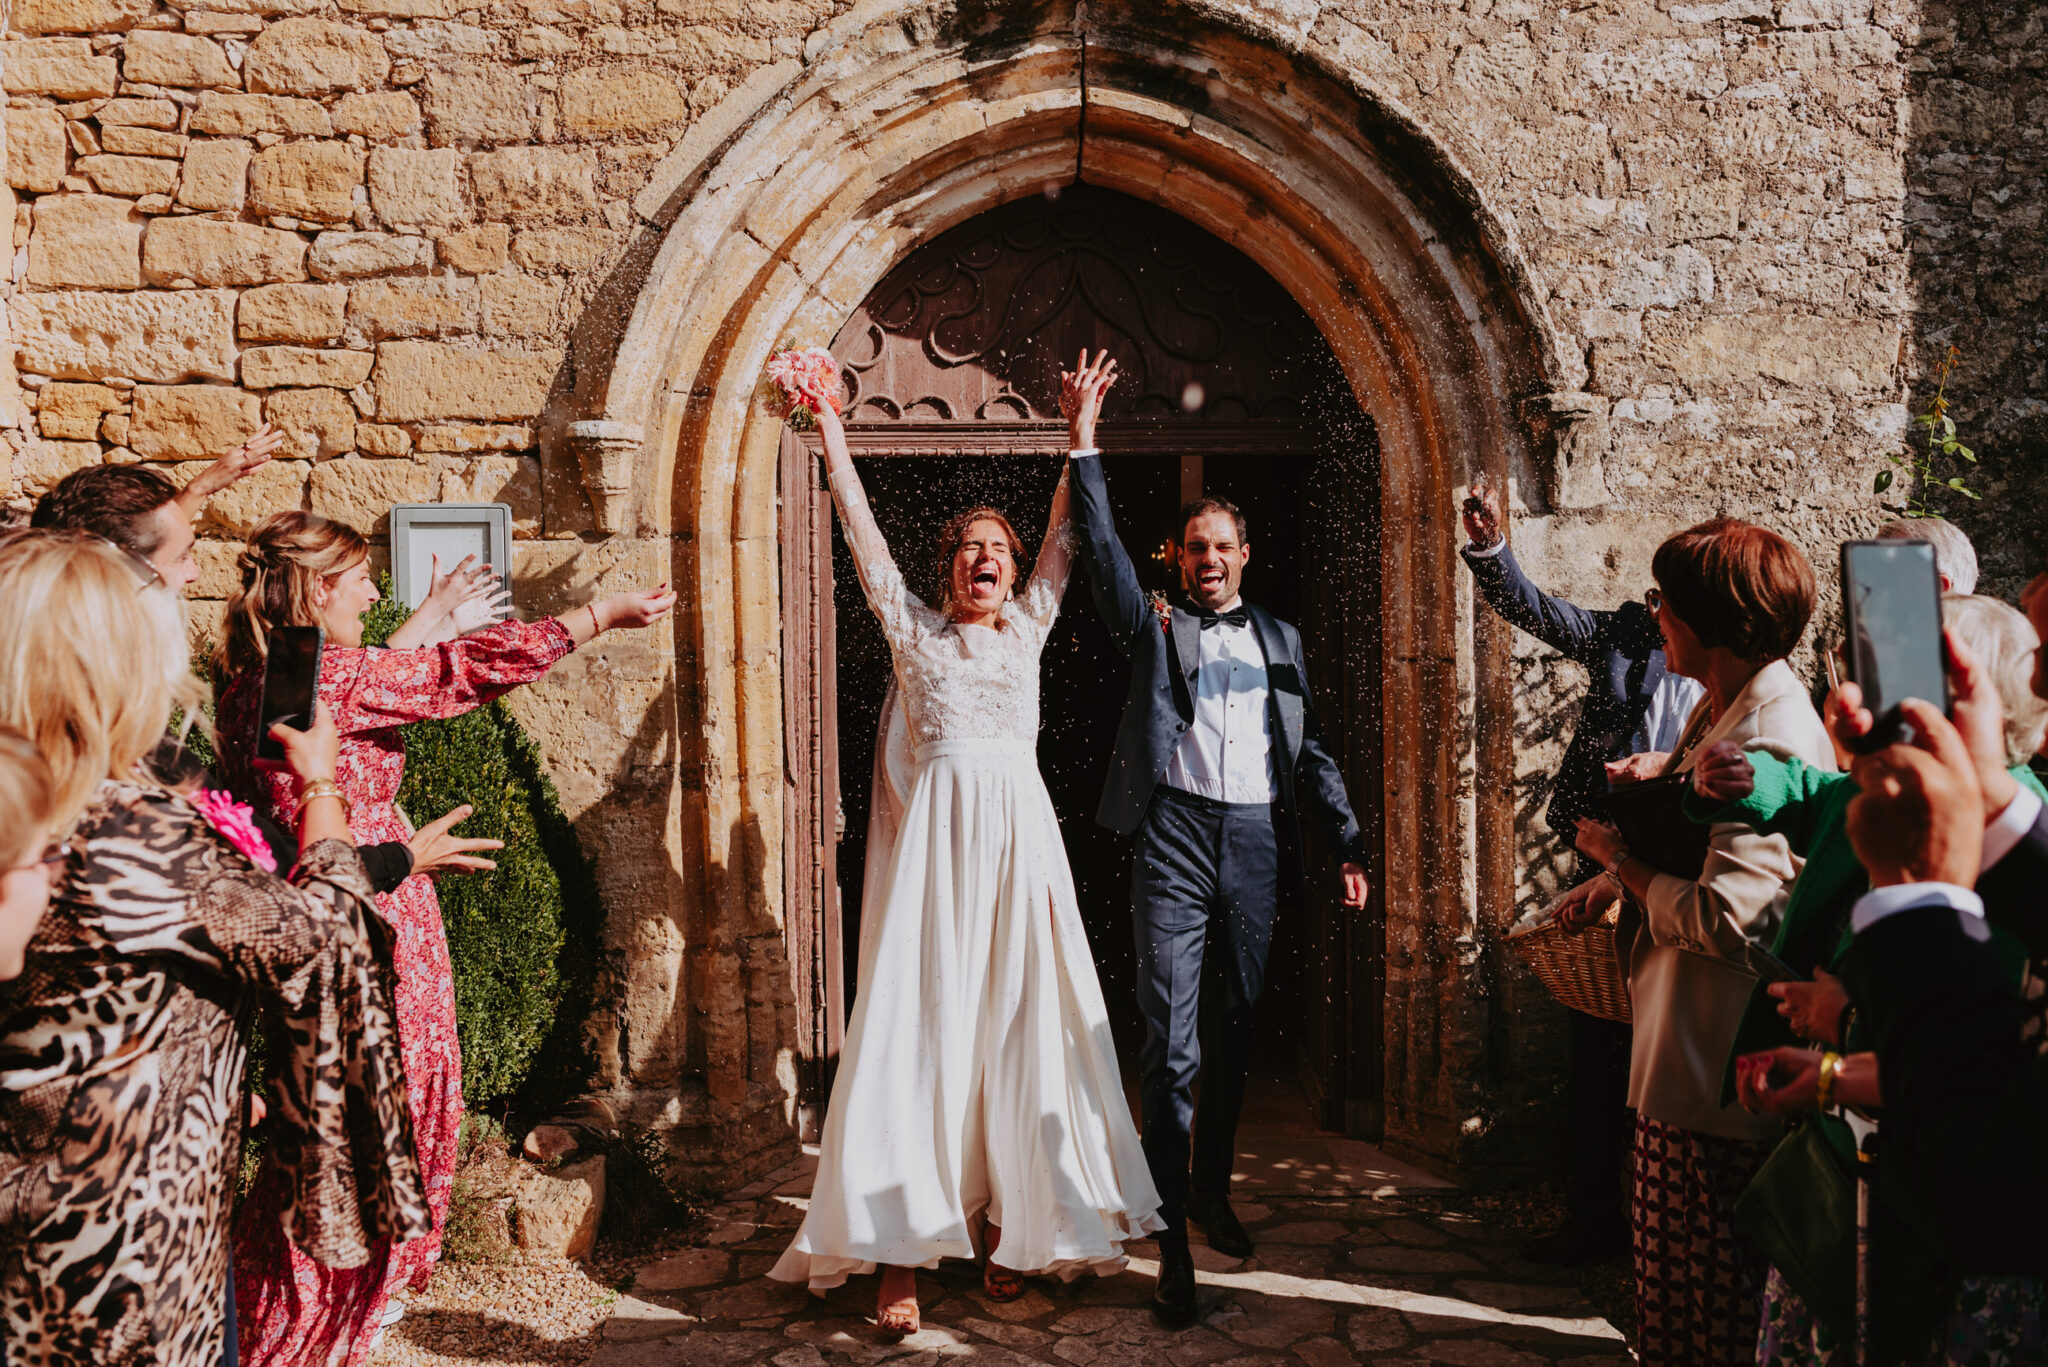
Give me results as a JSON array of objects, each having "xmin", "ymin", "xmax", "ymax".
[{"xmin": 587, "ymin": 1085, "xmax": 1633, "ymax": 1367}]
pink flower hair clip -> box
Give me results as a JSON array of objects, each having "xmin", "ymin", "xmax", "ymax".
[{"xmin": 192, "ymin": 787, "xmax": 278, "ymax": 874}]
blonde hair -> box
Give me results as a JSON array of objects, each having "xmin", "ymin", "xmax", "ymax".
[
  {"xmin": 0, "ymin": 533, "xmax": 197, "ymax": 832},
  {"xmin": 1880, "ymin": 519, "xmax": 1978, "ymax": 596},
  {"xmin": 1944, "ymin": 592, "xmax": 2048, "ymax": 767},
  {"xmin": 0, "ymin": 728, "xmax": 55, "ymax": 868},
  {"xmin": 215, "ymin": 511, "xmax": 369, "ymax": 686}
]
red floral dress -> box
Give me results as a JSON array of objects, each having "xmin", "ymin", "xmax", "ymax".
[{"xmin": 217, "ymin": 618, "xmax": 575, "ymax": 1367}]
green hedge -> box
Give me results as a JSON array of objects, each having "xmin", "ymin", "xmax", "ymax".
[{"xmin": 359, "ymin": 582, "xmax": 606, "ymax": 1115}]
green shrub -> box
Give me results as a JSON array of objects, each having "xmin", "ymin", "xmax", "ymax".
[{"xmin": 361, "ymin": 581, "xmax": 607, "ymax": 1116}]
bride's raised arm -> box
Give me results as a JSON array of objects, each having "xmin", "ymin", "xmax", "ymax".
[
  {"xmin": 803, "ymin": 388, "xmax": 919, "ymax": 649},
  {"xmin": 1016, "ymin": 464, "xmax": 1075, "ymax": 630}
]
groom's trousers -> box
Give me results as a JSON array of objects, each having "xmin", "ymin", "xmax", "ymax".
[{"xmin": 1130, "ymin": 785, "xmax": 1280, "ymax": 1239}]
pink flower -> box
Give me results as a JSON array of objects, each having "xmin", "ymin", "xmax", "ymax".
[
  {"xmin": 766, "ymin": 346, "xmax": 843, "ymax": 417},
  {"xmin": 192, "ymin": 787, "xmax": 278, "ymax": 873}
]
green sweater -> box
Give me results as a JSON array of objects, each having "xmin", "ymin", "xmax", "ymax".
[{"xmin": 1685, "ymin": 752, "xmax": 2046, "ymax": 1094}]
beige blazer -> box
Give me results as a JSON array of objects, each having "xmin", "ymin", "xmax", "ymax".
[{"xmin": 1618, "ymin": 659, "xmax": 1837, "ymax": 1141}]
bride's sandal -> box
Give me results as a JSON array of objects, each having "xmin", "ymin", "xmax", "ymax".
[
  {"xmin": 983, "ymin": 1223, "xmax": 1025, "ymax": 1302},
  {"xmin": 876, "ymin": 1267, "xmax": 920, "ymax": 1338}
]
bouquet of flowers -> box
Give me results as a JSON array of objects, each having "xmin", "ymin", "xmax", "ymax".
[{"xmin": 765, "ymin": 346, "xmax": 843, "ymax": 430}]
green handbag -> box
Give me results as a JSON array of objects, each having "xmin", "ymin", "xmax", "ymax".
[{"xmin": 1733, "ymin": 1113, "xmax": 1859, "ymax": 1333}]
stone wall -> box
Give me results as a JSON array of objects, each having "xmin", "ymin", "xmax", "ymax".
[{"xmin": 6, "ymin": 0, "xmax": 2043, "ymax": 1187}]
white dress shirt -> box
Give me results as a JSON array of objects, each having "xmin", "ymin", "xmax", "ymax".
[{"xmin": 1162, "ymin": 604, "xmax": 1278, "ymax": 805}]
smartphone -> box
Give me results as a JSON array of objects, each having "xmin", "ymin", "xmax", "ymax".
[
  {"xmin": 1461, "ymin": 495, "xmax": 1486, "ymax": 516},
  {"xmin": 257, "ymin": 625, "xmax": 324, "ymax": 763},
  {"xmin": 1839, "ymin": 539, "xmax": 1949, "ymax": 754},
  {"xmin": 1743, "ymin": 941, "xmax": 1803, "ymax": 986}
]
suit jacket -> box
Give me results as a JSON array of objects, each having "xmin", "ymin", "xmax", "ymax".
[
  {"xmin": 1068, "ymin": 453, "xmax": 1365, "ymax": 869},
  {"xmin": 1462, "ymin": 542, "xmax": 1681, "ymax": 843}
]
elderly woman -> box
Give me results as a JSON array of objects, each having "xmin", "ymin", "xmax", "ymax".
[
  {"xmin": 1555, "ymin": 518, "xmax": 1832, "ymax": 1367},
  {"xmin": 0, "ymin": 532, "xmax": 426, "ymax": 1366}
]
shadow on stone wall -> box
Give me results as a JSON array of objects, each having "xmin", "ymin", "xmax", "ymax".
[{"xmin": 1900, "ymin": 4, "xmax": 2048, "ymax": 589}]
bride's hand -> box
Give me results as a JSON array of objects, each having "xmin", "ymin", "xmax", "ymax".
[
  {"xmin": 1059, "ymin": 349, "xmax": 1117, "ymax": 451},
  {"xmin": 794, "ymin": 380, "xmax": 843, "ymax": 433}
]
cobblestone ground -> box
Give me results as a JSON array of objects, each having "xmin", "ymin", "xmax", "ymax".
[{"xmin": 588, "ymin": 1149, "xmax": 1633, "ymax": 1367}]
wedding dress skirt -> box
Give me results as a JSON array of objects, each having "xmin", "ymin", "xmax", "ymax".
[{"xmin": 770, "ymin": 738, "xmax": 1163, "ymax": 1290}]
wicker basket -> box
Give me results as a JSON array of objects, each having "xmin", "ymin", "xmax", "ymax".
[{"xmin": 1509, "ymin": 906, "xmax": 1632, "ymax": 1024}]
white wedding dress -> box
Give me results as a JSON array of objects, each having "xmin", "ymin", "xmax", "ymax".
[{"xmin": 770, "ymin": 459, "xmax": 1162, "ymax": 1290}]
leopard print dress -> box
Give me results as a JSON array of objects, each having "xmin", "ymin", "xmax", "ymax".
[{"xmin": 0, "ymin": 778, "xmax": 431, "ymax": 1367}]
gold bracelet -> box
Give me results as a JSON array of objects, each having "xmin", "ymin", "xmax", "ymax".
[
  {"xmin": 296, "ymin": 778, "xmax": 349, "ymax": 822},
  {"xmin": 1815, "ymin": 1050, "xmax": 1841, "ymax": 1112}
]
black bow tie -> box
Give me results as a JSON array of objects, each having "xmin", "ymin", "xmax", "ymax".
[{"xmin": 1192, "ymin": 605, "xmax": 1249, "ymax": 630}]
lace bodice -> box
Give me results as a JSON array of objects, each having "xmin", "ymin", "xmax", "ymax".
[{"xmin": 829, "ymin": 461, "xmax": 1075, "ymax": 748}]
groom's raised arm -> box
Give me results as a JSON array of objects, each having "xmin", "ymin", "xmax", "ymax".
[{"xmin": 1068, "ymin": 453, "xmax": 1150, "ymax": 653}]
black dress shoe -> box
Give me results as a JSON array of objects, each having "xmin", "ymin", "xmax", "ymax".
[
  {"xmin": 1186, "ymin": 1188, "xmax": 1254, "ymax": 1258},
  {"xmin": 1151, "ymin": 1234, "xmax": 1198, "ymax": 1329},
  {"xmin": 1519, "ymin": 1221, "xmax": 1629, "ymax": 1267}
]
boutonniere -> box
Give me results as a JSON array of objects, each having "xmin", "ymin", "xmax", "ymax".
[{"xmin": 1147, "ymin": 590, "xmax": 1172, "ymax": 634}]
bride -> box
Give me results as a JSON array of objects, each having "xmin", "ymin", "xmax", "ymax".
[{"xmin": 769, "ymin": 373, "xmax": 1162, "ymax": 1331}]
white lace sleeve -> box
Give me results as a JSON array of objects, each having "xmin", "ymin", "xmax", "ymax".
[
  {"xmin": 823, "ymin": 456, "xmax": 924, "ymax": 651},
  {"xmin": 1015, "ymin": 461, "xmax": 1076, "ymax": 637}
]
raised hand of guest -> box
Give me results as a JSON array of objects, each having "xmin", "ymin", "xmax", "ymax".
[
  {"xmin": 1768, "ymin": 966, "xmax": 1850, "ymax": 1045},
  {"xmin": 388, "ymin": 554, "xmax": 504, "ymax": 649},
  {"xmin": 560, "ymin": 584, "xmax": 678, "ymax": 645},
  {"xmin": 175, "ymin": 423, "xmax": 289, "ymax": 516},
  {"xmin": 1059, "ymin": 349, "xmax": 1119, "ymax": 451},
  {"xmin": 1844, "ymin": 699, "xmax": 1984, "ymax": 888},
  {"xmin": 1604, "ymin": 750, "xmax": 1668, "ymax": 786},
  {"xmin": 1690, "ymin": 741, "xmax": 1754, "ymax": 802},
  {"xmin": 1460, "ymin": 481, "xmax": 1502, "ymax": 549},
  {"xmin": 1552, "ymin": 874, "xmax": 1621, "ymax": 933},
  {"xmin": 406, "ymin": 804, "xmax": 503, "ymax": 879}
]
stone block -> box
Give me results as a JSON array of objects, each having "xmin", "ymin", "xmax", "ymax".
[
  {"xmin": 366, "ymin": 146, "xmax": 462, "ymax": 233},
  {"xmin": 189, "ymin": 538, "xmax": 243, "ymax": 598},
  {"xmin": 635, "ymin": 1247, "xmax": 730, "ymax": 1292},
  {"xmin": 355, "ymin": 422, "xmax": 411, "ymax": 455},
  {"xmin": 349, "ymin": 276, "xmax": 476, "ymax": 338},
  {"xmin": 670, "ymin": 24, "xmax": 770, "ymax": 67},
  {"xmin": 142, "ymin": 215, "xmax": 307, "ymax": 286},
  {"xmin": 186, "ymin": 456, "xmax": 311, "ymax": 536},
  {"xmin": 190, "ymin": 92, "xmax": 332, "ymax": 136},
  {"xmin": 100, "ymin": 125, "xmax": 187, "ymax": 158},
  {"xmin": 184, "ymin": 11, "xmax": 268, "ymax": 33},
  {"xmin": 446, "ymin": 453, "xmax": 540, "ymax": 533},
  {"xmin": 97, "ymin": 97, "xmax": 180, "ymax": 127},
  {"xmin": 383, "ymin": 20, "xmax": 502, "ymax": 62},
  {"xmin": 339, "ymin": 0, "xmax": 459, "ymax": 14},
  {"xmin": 469, "ymin": 147, "xmax": 595, "ymax": 222},
  {"xmin": 308, "ymin": 455, "xmax": 431, "ymax": 532},
  {"xmin": 511, "ymin": 1155, "xmax": 604, "ymax": 1261},
  {"xmin": 37, "ymin": 383, "xmax": 125, "ymax": 441},
  {"xmin": 1645, "ymin": 316, "xmax": 1899, "ymax": 394},
  {"xmin": 123, "ymin": 31, "xmax": 240, "ymax": 88},
  {"xmin": 241, "ymin": 345, "xmax": 374, "ymax": 388},
  {"xmin": 77, "ymin": 153, "xmax": 180, "ymax": 197},
  {"xmin": 308, "ymin": 230, "xmax": 433, "ymax": 279},
  {"xmin": 559, "ymin": 66, "xmax": 689, "ymax": 140},
  {"xmin": 522, "ymin": 1124, "xmax": 578, "ymax": 1162},
  {"xmin": 509, "ymin": 226, "xmax": 614, "ymax": 272},
  {"xmin": 12, "ymin": 0, "xmax": 153, "ymax": 32},
  {"xmin": 436, "ymin": 222, "xmax": 506, "ymax": 273},
  {"xmin": 175, "ymin": 137, "xmax": 252, "ymax": 211},
  {"xmin": 332, "ymin": 91, "xmax": 421, "ymax": 140},
  {"xmin": 238, "ymin": 282, "xmax": 349, "ymax": 342},
  {"xmin": 371, "ymin": 341, "xmax": 561, "ymax": 421},
  {"xmin": 128, "ymin": 383, "xmax": 262, "ymax": 460},
  {"xmin": 244, "ymin": 19, "xmax": 389, "ymax": 96},
  {"xmin": 479, "ymin": 273, "xmax": 556, "ymax": 336},
  {"xmin": 27, "ymin": 193, "xmax": 144, "ymax": 289},
  {"xmin": 248, "ymin": 141, "xmax": 363, "ymax": 222},
  {"xmin": 18, "ymin": 438, "xmax": 104, "ymax": 496},
  {"xmin": 7, "ymin": 108, "xmax": 68, "ymax": 193},
  {"xmin": 265, "ymin": 385, "xmax": 356, "ymax": 458},
  {"xmin": 424, "ymin": 66, "xmax": 536, "ymax": 147},
  {"xmin": 14, "ymin": 288, "xmax": 238, "ymax": 382},
  {"xmin": 416, "ymin": 422, "xmax": 531, "ymax": 451},
  {"xmin": 1, "ymin": 39, "xmax": 120, "ymax": 99}
]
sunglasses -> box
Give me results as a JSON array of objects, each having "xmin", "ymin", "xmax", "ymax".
[{"xmin": 94, "ymin": 536, "xmax": 166, "ymax": 592}]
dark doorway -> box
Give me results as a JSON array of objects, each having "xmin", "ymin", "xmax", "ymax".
[{"xmin": 779, "ymin": 186, "xmax": 1385, "ymax": 1140}]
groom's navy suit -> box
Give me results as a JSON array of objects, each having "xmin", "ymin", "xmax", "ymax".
[{"xmin": 1069, "ymin": 452, "xmax": 1366, "ymax": 1236}]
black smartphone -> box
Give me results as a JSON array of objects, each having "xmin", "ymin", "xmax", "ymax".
[
  {"xmin": 1743, "ymin": 941, "xmax": 1803, "ymax": 986},
  {"xmin": 1840, "ymin": 539, "xmax": 1949, "ymax": 754},
  {"xmin": 257, "ymin": 625, "xmax": 324, "ymax": 763},
  {"xmin": 1461, "ymin": 495, "xmax": 1486, "ymax": 516}
]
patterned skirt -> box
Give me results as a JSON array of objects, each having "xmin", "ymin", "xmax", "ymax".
[{"xmin": 1631, "ymin": 1114, "xmax": 1772, "ymax": 1367}]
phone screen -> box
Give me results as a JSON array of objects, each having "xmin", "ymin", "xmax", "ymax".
[
  {"xmin": 258, "ymin": 626, "xmax": 324, "ymax": 762},
  {"xmin": 1841, "ymin": 540, "xmax": 1948, "ymax": 746}
]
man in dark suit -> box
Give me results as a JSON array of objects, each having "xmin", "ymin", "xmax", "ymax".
[
  {"xmin": 1459, "ymin": 484, "xmax": 1701, "ymax": 1265},
  {"xmin": 1059, "ymin": 352, "xmax": 1370, "ymax": 1327}
]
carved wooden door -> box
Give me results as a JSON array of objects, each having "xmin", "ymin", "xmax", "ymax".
[{"xmin": 781, "ymin": 186, "xmax": 1385, "ymax": 1138}]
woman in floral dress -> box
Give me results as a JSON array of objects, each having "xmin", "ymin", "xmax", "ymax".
[{"xmin": 215, "ymin": 511, "xmax": 674, "ymax": 1367}]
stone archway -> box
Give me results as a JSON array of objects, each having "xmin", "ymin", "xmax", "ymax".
[{"xmin": 573, "ymin": 0, "xmax": 1577, "ymax": 1184}]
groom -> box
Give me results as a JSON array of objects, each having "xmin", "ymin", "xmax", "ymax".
[{"xmin": 1061, "ymin": 352, "xmax": 1371, "ymax": 1327}]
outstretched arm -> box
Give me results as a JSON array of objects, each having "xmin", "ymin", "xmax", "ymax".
[
  {"xmin": 1060, "ymin": 350, "xmax": 1150, "ymax": 653},
  {"xmin": 1459, "ymin": 482, "xmax": 1618, "ymax": 658},
  {"xmin": 798, "ymin": 383, "xmax": 919, "ymax": 647}
]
